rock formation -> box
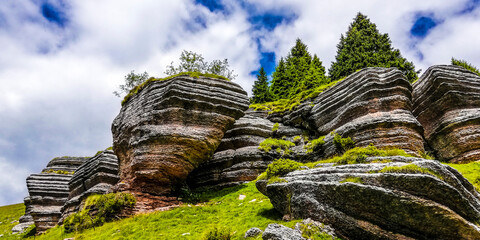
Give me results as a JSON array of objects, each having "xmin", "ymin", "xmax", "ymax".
[
  {"xmin": 271, "ymin": 68, "xmax": 424, "ymax": 157},
  {"xmin": 25, "ymin": 157, "xmax": 88, "ymax": 233},
  {"xmin": 112, "ymin": 75, "xmax": 249, "ymax": 209},
  {"xmin": 257, "ymin": 157, "xmax": 480, "ymax": 239},
  {"xmin": 61, "ymin": 150, "xmax": 119, "ymax": 220},
  {"xmin": 413, "ymin": 65, "xmax": 480, "ymax": 162},
  {"xmin": 188, "ymin": 111, "xmax": 275, "ymax": 189}
]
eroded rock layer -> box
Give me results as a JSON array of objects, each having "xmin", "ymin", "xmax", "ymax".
[
  {"xmin": 413, "ymin": 65, "xmax": 480, "ymax": 163},
  {"xmin": 112, "ymin": 75, "xmax": 249, "ymax": 208},
  {"xmin": 257, "ymin": 158, "xmax": 480, "ymax": 239},
  {"xmin": 276, "ymin": 68, "xmax": 424, "ymax": 157},
  {"xmin": 188, "ymin": 111, "xmax": 275, "ymax": 189},
  {"xmin": 61, "ymin": 150, "xmax": 119, "ymax": 220},
  {"xmin": 26, "ymin": 157, "xmax": 88, "ymax": 233}
]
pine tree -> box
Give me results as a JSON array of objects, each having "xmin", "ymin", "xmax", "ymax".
[
  {"xmin": 251, "ymin": 67, "xmax": 272, "ymax": 103},
  {"xmin": 329, "ymin": 13, "xmax": 417, "ymax": 82},
  {"xmin": 270, "ymin": 39, "xmax": 327, "ymax": 99},
  {"xmin": 270, "ymin": 58, "xmax": 290, "ymax": 100}
]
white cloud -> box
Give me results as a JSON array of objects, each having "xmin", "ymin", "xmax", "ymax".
[{"xmin": 0, "ymin": 157, "xmax": 30, "ymax": 205}]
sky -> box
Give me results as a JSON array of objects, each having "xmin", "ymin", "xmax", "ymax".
[{"xmin": 1, "ymin": 0, "xmax": 480, "ymax": 206}]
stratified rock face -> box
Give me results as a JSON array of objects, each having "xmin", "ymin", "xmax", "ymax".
[
  {"xmin": 258, "ymin": 158, "xmax": 480, "ymax": 240},
  {"xmin": 307, "ymin": 68, "xmax": 424, "ymax": 156},
  {"xmin": 413, "ymin": 65, "xmax": 480, "ymax": 163},
  {"xmin": 26, "ymin": 157, "xmax": 88, "ymax": 233},
  {"xmin": 112, "ymin": 75, "xmax": 249, "ymax": 205},
  {"xmin": 61, "ymin": 150, "xmax": 119, "ymax": 220},
  {"xmin": 11, "ymin": 197, "xmax": 34, "ymax": 234},
  {"xmin": 188, "ymin": 111, "xmax": 275, "ymax": 189}
]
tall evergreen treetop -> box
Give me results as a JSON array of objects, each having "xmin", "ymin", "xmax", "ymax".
[
  {"xmin": 251, "ymin": 67, "xmax": 272, "ymax": 103},
  {"xmin": 329, "ymin": 13, "xmax": 417, "ymax": 82},
  {"xmin": 270, "ymin": 39, "xmax": 327, "ymax": 100}
]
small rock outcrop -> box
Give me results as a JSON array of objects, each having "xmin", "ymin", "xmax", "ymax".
[
  {"xmin": 262, "ymin": 223, "xmax": 305, "ymax": 240},
  {"xmin": 61, "ymin": 150, "xmax": 119, "ymax": 220},
  {"xmin": 11, "ymin": 197, "xmax": 34, "ymax": 234},
  {"xmin": 257, "ymin": 158, "xmax": 480, "ymax": 239},
  {"xmin": 25, "ymin": 157, "xmax": 88, "ymax": 233},
  {"xmin": 413, "ymin": 65, "xmax": 480, "ymax": 162},
  {"xmin": 188, "ymin": 111, "xmax": 275, "ymax": 189},
  {"xmin": 112, "ymin": 75, "xmax": 249, "ymax": 210}
]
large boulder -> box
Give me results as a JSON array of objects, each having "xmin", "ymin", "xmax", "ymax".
[
  {"xmin": 188, "ymin": 111, "xmax": 275, "ymax": 189},
  {"xmin": 111, "ymin": 75, "xmax": 249, "ymax": 209},
  {"xmin": 61, "ymin": 150, "xmax": 119, "ymax": 221},
  {"xmin": 277, "ymin": 68, "xmax": 424, "ymax": 157},
  {"xmin": 413, "ymin": 65, "xmax": 480, "ymax": 162},
  {"xmin": 257, "ymin": 157, "xmax": 480, "ymax": 239},
  {"xmin": 25, "ymin": 157, "xmax": 88, "ymax": 233}
]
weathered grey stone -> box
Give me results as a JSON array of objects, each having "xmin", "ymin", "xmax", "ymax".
[
  {"xmin": 112, "ymin": 75, "xmax": 249, "ymax": 210},
  {"xmin": 258, "ymin": 160, "xmax": 480, "ymax": 239},
  {"xmin": 262, "ymin": 223, "xmax": 305, "ymax": 240},
  {"xmin": 60, "ymin": 150, "xmax": 119, "ymax": 222},
  {"xmin": 25, "ymin": 157, "xmax": 88, "ymax": 233},
  {"xmin": 294, "ymin": 218, "xmax": 336, "ymax": 240},
  {"xmin": 188, "ymin": 112, "xmax": 275, "ymax": 189},
  {"xmin": 413, "ymin": 65, "xmax": 480, "ymax": 162},
  {"xmin": 245, "ymin": 227, "xmax": 263, "ymax": 238}
]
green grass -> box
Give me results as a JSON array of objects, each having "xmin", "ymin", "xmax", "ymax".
[
  {"xmin": 41, "ymin": 169, "xmax": 74, "ymax": 175},
  {"xmin": 340, "ymin": 177, "xmax": 363, "ymax": 184},
  {"xmin": 29, "ymin": 181, "xmax": 299, "ymax": 240},
  {"xmin": 122, "ymin": 72, "xmax": 230, "ymax": 106},
  {"xmin": 258, "ymin": 138, "xmax": 295, "ymax": 156},
  {"xmin": 447, "ymin": 162, "xmax": 480, "ymax": 191},
  {"xmin": 304, "ymin": 136, "xmax": 325, "ymax": 153},
  {"xmin": 307, "ymin": 145, "xmax": 414, "ymax": 167},
  {"xmin": 376, "ymin": 164, "xmax": 443, "ymax": 179},
  {"xmin": 249, "ymin": 79, "xmax": 341, "ymax": 114},
  {"xmin": 0, "ymin": 203, "xmax": 36, "ymax": 239}
]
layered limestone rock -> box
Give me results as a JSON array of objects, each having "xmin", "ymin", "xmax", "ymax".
[
  {"xmin": 112, "ymin": 75, "xmax": 249, "ymax": 209},
  {"xmin": 257, "ymin": 157, "xmax": 480, "ymax": 239},
  {"xmin": 26, "ymin": 157, "xmax": 88, "ymax": 233},
  {"xmin": 61, "ymin": 150, "xmax": 119, "ymax": 220},
  {"xmin": 11, "ymin": 197, "xmax": 34, "ymax": 234},
  {"xmin": 278, "ymin": 68, "xmax": 424, "ymax": 157},
  {"xmin": 413, "ymin": 65, "xmax": 480, "ymax": 163},
  {"xmin": 188, "ymin": 111, "xmax": 275, "ymax": 189}
]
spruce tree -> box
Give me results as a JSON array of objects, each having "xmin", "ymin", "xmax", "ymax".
[
  {"xmin": 270, "ymin": 39, "xmax": 327, "ymax": 99},
  {"xmin": 251, "ymin": 67, "xmax": 272, "ymax": 103},
  {"xmin": 329, "ymin": 13, "xmax": 417, "ymax": 82},
  {"xmin": 270, "ymin": 58, "xmax": 290, "ymax": 100}
]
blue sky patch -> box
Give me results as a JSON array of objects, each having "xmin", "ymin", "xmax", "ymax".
[
  {"xmin": 248, "ymin": 12, "xmax": 297, "ymax": 31},
  {"xmin": 195, "ymin": 0, "xmax": 225, "ymax": 13},
  {"xmin": 459, "ymin": 0, "xmax": 480, "ymax": 14},
  {"xmin": 259, "ymin": 52, "xmax": 276, "ymax": 76},
  {"xmin": 410, "ymin": 15, "xmax": 437, "ymax": 38},
  {"xmin": 41, "ymin": 2, "xmax": 67, "ymax": 27}
]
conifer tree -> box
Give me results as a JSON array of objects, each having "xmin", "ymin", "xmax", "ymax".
[
  {"xmin": 329, "ymin": 13, "xmax": 417, "ymax": 82},
  {"xmin": 251, "ymin": 67, "xmax": 272, "ymax": 103},
  {"xmin": 270, "ymin": 39, "xmax": 327, "ymax": 99}
]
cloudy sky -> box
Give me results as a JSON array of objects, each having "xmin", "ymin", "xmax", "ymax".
[{"xmin": 1, "ymin": 0, "xmax": 479, "ymax": 206}]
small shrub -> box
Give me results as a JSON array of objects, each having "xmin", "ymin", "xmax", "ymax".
[
  {"xmin": 202, "ymin": 226, "xmax": 234, "ymax": 240},
  {"xmin": 265, "ymin": 159, "xmax": 302, "ymax": 179},
  {"xmin": 63, "ymin": 192, "xmax": 136, "ymax": 233},
  {"xmin": 272, "ymin": 123, "xmax": 279, "ymax": 132},
  {"xmin": 258, "ymin": 138, "xmax": 295, "ymax": 156},
  {"xmin": 332, "ymin": 133, "xmax": 355, "ymax": 153},
  {"xmin": 293, "ymin": 136, "xmax": 302, "ymax": 143},
  {"xmin": 419, "ymin": 150, "xmax": 434, "ymax": 160},
  {"xmin": 304, "ymin": 136, "xmax": 326, "ymax": 153}
]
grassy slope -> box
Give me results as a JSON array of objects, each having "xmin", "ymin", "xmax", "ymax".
[
  {"xmin": 34, "ymin": 182, "xmax": 299, "ymax": 240},
  {"xmin": 2, "ymin": 162, "xmax": 479, "ymax": 240},
  {"xmin": 0, "ymin": 203, "xmax": 25, "ymax": 238}
]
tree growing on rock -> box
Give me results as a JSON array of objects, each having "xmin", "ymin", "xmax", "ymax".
[
  {"xmin": 251, "ymin": 67, "xmax": 272, "ymax": 103},
  {"xmin": 329, "ymin": 13, "xmax": 417, "ymax": 82},
  {"xmin": 165, "ymin": 50, "xmax": 237, "ymax": 80},
  {"xmin": 451, "ymin": 57, "xmax": 480, "ymax": 76},
  {"xmin": 113, "ymin": 70, "xmax": 150, "ymax": 97},
  {"xmin": 270, "ymin": 39, "xmax": 327, "ymax": 100}
]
